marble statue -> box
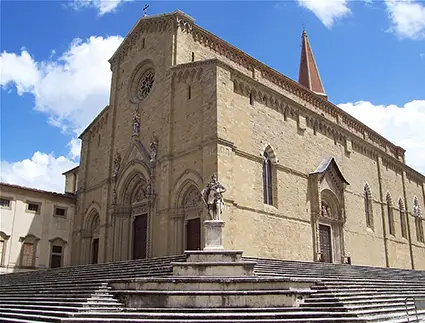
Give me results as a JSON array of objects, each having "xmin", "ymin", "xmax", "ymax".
[{"xmin": 201, "ymin": 174, "xmax": 226, "ymax": 220}]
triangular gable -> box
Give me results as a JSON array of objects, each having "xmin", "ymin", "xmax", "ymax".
[
  {"xmin": 311, "ymin": 157, "xmax": 349, "ymax": 186},
  {"xmin": 121, "ymin": 139, "xmax": 151, "ymax": 169}
]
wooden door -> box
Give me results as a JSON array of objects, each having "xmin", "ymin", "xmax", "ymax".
[
  {"xmin": 186, "ymin": 218, "xmax": 201, "ymax": 250},
  {"xmin": 133, "ymin": 214, "xmax": 148, "ymax": 259},
  {"xmin": 91, "ymin": 238, "xmax": 99, "ymax": 264},
  {"xmin": 319, "ymin": 224, "xmax": 332, "ymax": 263}
]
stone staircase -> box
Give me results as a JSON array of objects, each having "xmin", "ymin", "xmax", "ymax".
[
  {"xmin": 0, "ymin": 253, "xmax": 424, "ymax": 323},
  {"xmin": 247, "ymin": 257, "xmax": 425, "ymax": 323}
]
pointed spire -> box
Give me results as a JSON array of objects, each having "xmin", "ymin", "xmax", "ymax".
[{"xmin": 298, "ymin": 30, "xmax": 327, "ymax": 100}]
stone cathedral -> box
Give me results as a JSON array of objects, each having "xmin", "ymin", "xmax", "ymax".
[{"xmin": 64, "ymin": 10, "xmax": 425, "ymax": 270}]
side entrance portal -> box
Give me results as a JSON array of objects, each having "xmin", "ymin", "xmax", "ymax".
[{"xmin": 319, "ymin": 224, "xmax": 332, "ymax": 263}]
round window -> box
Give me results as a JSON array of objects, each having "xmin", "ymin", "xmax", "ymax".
[{"xmin": 138, "ymin": 70, "xmax": 155, "ymax": 100}]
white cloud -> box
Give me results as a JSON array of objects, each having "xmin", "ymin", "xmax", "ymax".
[
  {"xmin": 0, "ymin": 35, "xmax": 123, "ymax": 136},
  {"xmin": 0, "ymin": 152, "xmax": 78, "ymax": 193},
  {"xmin": 0, "ymin": 49, "xmax": 41, "ymax": 95},
  {"xmin": 297, "ymin": 0, "xmax": 351, "ymax": 29},
  {"xmin": 385, "ymin": 0, "xmax": 425, "ymax": 40},
  {"xmin": 69, "ymin": 0, "xmax": 131, "ymax": 15},
  {"xmin": 67, "ymin": 138, "xmax": 82, "ymax": 160},
  {"xmin": 338, "ymin": 100, "xmax": 425, "ymax": 175},
  {"xmin": 0, "ymin": 35, "xmax": 122, "ymax": 192}
]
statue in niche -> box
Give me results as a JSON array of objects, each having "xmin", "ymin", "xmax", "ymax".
[
  {"xmin": 132, "ymin": 110, "xmax": 141, "ymax": 137},
  {"xmin": 145, "ymin": 180, "xmax": 152, "ymax": 197},
  {"xmin": 321, "ymin": 201, "xmax": 331, "ymax": 218},
  {"xmin": 112, "ymin": 152, "xmax": 121, "ymax": 180},
  {"xmin": 201, "ymin": 173, "xmax": 226, "ymax": 221},
  {"xmin": 150, "ymin": 135, "xmax": 158, "ymax": 163}
]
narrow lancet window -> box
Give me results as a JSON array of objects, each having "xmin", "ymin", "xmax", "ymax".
[
  {"xmin": 399, "ymin": 199, "xmax": 407, "ymax": 239},
  {"xmin": 387, "ymin": 193, "xmax": 395, "ymax": 236},
  {"xmin": 413, "ymin": 197, "xmax": 424, "ymax": 243},
  {"xmin": 364, "ymin": 184, "xmax": 373, "ymax": 229},
  {"xmin": 262, "ymin": 152, "xmax": 273, "ymax": 205}
]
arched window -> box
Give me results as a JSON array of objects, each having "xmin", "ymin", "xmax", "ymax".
[
  {"xmin": 364, "ymin": 184, "xmax": 373, "ymax": 229},
  {"xmin": 0, "ymin": 232, "xmax": 10, "ymax": 266},
  {"xmin": 413, "ymin": 197, "xmax": 424, "ymax": 243},
  {"xmin": 399, "ymin": 199, "xmax": 407, "ymax": 239},
  {"xmin": 386, "ymin": 193, "xmax": 395, "ymax": 236},
  {"xmin": 19, "ymin": 234, "xmax": 40, "ymax": 268},
  {"xmin": 262, "ymin": 152, "xmax": 273, "ymax": 205}
]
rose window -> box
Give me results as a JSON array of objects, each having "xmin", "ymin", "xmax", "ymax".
[{"xmin": 138, "ymin": 70, "xmax": 155, "ymax": 100}]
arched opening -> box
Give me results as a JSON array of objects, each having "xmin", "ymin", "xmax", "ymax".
[
  {"xmin": 262, "ymin": 145, "xmax": 277, "ymax": 206},
  {"xmin": 364, "ymin": 184, "xmax": 373, "ymax": 229},
  {"xmin": 183, "ymin": 186, "xmax": 202, "ymax": 250},
  {"xmin": 127, "ymin": 179, "xmax": 149, "ymax": 260},
  {"xmin": 88, "ymin": 212, "xmax": 100, "ymax": 264},
  {"xmin": 319, "ymin": 189, "xmax": 344, "ymax": 264},
  {"xmin": 399, "ymin": 199, "xmax": 407, "ymax": 239},
  {"xmin": 413, "ymin": 197, "xmax": 424, "ymax": 243},
  {"xmin": 386, "ymin": 193, "xmax": 395, "ymax": 236}
]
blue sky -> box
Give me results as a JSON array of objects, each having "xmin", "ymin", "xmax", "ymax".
[{"xmin": 1, "ymin": 0, "xmax": 424, "ymax": 192}]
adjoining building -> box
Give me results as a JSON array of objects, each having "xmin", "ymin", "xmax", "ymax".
[{"xmin": 0, "ymin": 183, "xmax": 75, "ymax": 274}]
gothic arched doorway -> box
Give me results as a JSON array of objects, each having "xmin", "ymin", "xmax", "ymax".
[
  {"xmin": 183, "ymin": 187, "xmax": 202, "ymax": 250},
  {"xmin": 129, "ymin": 180, "xmax": 149, "ymax": 260},
  {"xmin": 114, "ymin": 171, "xmax": 152, "ymax": 261},
  {"xmin": 318, "ymin": 189, "xmax": 345, "ymax": 263},
  {"xmin": 89, "ymin": 212, "xmax": 100, "ymax": 264}
]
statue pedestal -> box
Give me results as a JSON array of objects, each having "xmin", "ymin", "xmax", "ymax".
[
  {"xmin": 172, "ymin": 221, "xmax": 255, "ymax": 277},
  {"xmin": 204, "ymin": 220, "xmax": 224, "ymax": 250}
]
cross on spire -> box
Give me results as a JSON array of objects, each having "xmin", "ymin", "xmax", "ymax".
[{"xmin": 143, "ymin": 4, "xmax": 149, "ymax": 17}]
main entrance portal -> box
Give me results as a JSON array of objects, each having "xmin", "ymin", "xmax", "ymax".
[
  {"xmin": 133, "ymin": 214, "xmax": 147, "ymax": 259},
  {"xmin": 319, "ymin": 224, "xmax": 332, "ymax": 263}
]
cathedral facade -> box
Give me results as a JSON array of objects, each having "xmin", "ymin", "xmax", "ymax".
[{"xmin": 67, "ymin": 10, "xmax": 425, "ymax": 270}]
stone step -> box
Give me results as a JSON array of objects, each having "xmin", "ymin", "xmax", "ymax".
[
  {"xmin": 0, "ymin": 311, "xmax": 61, "ymax": 323},
  {"xmin": 61, "ymin": 318, "xmax": 368, "ymax": 323},
  {"xmin": 114, "ymin": 288, "xmax": 312, "ymax": 308},
  {"xmin": 304, "ymin": 298, "xmax": 415, "ymax": 307},
  {"xmin": 172, "ymin": 261, "xmax": 256, "ymax": 276},
  {"xmin": 314, "ymin": 283, "xmax": 425, "ymax": 289},
  {"xmin": 0, "ymin": 299, "xmax": 124, "ymax": 307},
  {"xmin": 0, "ymin": 304, "xmax": 124, "ymax": 312},
  {"xmin": 0, "ymin": 282, "xmax": 110, "ymax": 291},
  {"xmin": 312, "ymin": 290, "xmax": 425, "ymax": 297},
  {"xmin": 66, "ymin": 310, "xmax": 361, "ymax": 319},
  {"xmin": 0, "ymin": 294, "xmax": 118, "ymax": 300},
  {"xmin": 110, "ymin": 276, "xmax": 315, "ymax": 291},
  {"xmin": 312, "ymin": 288, "xmax": 425, "ymax": 294}
]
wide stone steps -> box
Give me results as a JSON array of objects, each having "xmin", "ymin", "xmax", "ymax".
[
  {"xmin": 0, "ymin": 255, "xmax": 186, "ymax": 285},
  {"xmin": 2, "ymin": 254, "xmax": 425, "ymax": 323}
]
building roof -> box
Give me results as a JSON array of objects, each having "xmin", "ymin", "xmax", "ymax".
[
  {"xmin": 298, "ymin": 30, "xmax": 326, "ymax": 98},
  {"xmin": 62, "ymin": 165, "xmax": 80, "ymax": 175},
  {"xmin": 311, "ymin": 157, "xmax": 350, "ymax": 185},
  {"xmin": 0, "ymin": 182, "xmax": 76, "ymax": 199}
]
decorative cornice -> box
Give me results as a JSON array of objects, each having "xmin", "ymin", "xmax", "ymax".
[
  {"xmin": 228, "ymin": 67, "xmax": 423, "ymax": 181},
  {"xmin": 109, "ymin": 11, "xmax": 194, "ymax": 68},
  {"xmin": 78, "ymin": 105, "xmax": 110, "ymax": 139},
  {"xmin": 177, "ymin": 18, "xmax": 406, "ymax": 161}
]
